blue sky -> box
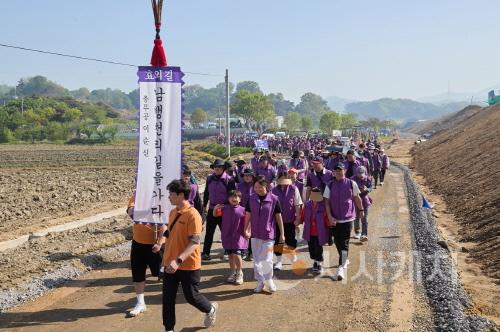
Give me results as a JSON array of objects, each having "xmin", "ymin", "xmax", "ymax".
[{"xmin": 0, "ymin": 0, "xmax": 498, "ymax": 102}]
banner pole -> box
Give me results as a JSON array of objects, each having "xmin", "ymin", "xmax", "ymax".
[{"xmin": 225, "ymin": 69, "xmax": 231, "ymax": 158}]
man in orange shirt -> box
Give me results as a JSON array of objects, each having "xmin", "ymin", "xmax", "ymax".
[
  {"xmin": 126, "ymin": 194, "xmax": 167, "ymax": 317},
  {"xmin": 162, "ymin": 179, "xmax": 218, "ymax": 332}
]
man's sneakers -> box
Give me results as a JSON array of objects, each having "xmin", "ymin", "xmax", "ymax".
[
  {"xmin": 360, "ymin": 235, "xmax": 368, "ymax": 242},
  {"xmin": 332, "ymin": 266, "xmax": 345, "ymax": 281},
  {"xmin": 226, "ymin": 271, "xmax": 236, "ymax": 283},
  {"xmin": 234, "ymin": 271, "xmax": 244, "ymax": 285},
  {"xmin": 222, "ymin": 253, "xmax": 229, "ymax": 261},
  {"xmin": 354, "ymin": 232, "xmax": 361, "ymax": 239},
  {"xmin": 254, "ymin": 281, "xmax": 265, "ymax": 293},
  {"xmin": 273, "ymin": 261, "xmax": 282, "ymax": 270},
  {"xmin": 129, "ymin": 302, "xmax": 147, "ymax": 317},
  {"xmin": 380, "ymin": 182, "xmax": 384, "ymax": 186},
  {"xmin": 204, "ymin": 302, "xmax": 218, "ymax": 328},
  {"xmin": 312, "ymin": 261, "xmax": 319, "ymax": 273},
  {"xmin": 201, "ymin": 253, "xmax": 211, "ymax": 261},
  {"xmin": 312, "ymin": 261, "xmax": 324, "ymax": 274},
  {"xmin": 267, "ymin": 279, "xmax": 277, "ymax": 292}
]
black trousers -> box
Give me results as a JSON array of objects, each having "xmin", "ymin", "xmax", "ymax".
[
  {"xmin": 380, "ymin": 169, "xmax": 387, "ymax": 183},
  {"xmin": 163, "ymin": 269, "xmax": 212, "ymax": 330},
  {"xmin": 308, "ymin": 236, "xmax": 324, "ymax": 262},
  {"xmin": 202, "ymin": 209, "xmax": 222, "ymax": 255},
  {"xmin": 373, "ymin": 170, "xmax": 380, "ymax": 187},
  {"xmin": 332, "ymin": 222, "xmax": 352, "ymax": 266},
  {"xmin": 274, "ymin": 222, "xmax": 297, "ymax": 256}
]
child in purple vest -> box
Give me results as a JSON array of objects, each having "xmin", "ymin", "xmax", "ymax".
[
  {"xmin": 214, "ymin": 190, "xmax": 248, "ymax": 285},
  {"xmin": 237, "ymin": 168, "xmax": 255, "ymax": 261},
  {"xmin": 351, "ymin": 166, "xmax": 373, "ymax": 242},
  {"xmin": 271, "ymin": 173, "xmax": 303, "ymax": 270},
  {"xmin": 298, "ymin": 187, "xmax": 330, "ymax": 274},
  {"xmin": 244, "ymin": 176, "xmax": 285, "ymax": 293}
]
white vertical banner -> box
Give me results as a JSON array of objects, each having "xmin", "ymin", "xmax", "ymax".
[{"xmin": 134, "ymin": 67, "xmax": 183, "ymax": 224}]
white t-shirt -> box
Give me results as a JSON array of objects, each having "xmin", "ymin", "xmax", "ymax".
[
  {"xmin": 293, "ymin": 186, "xmax": 303, "ymax": 206},
  {"xmin": 322, "ymin": 179, "xmax": 361, "ymax": 223}
]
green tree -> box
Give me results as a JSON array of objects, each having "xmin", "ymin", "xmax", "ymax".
[
  {"xmin": 319, "ymin": 112, "xmax": 341, "ymax": 135},
  {"xmin": 17, "ymin": 76, "xmax": 69, "ymax": 97},
  {"xmin": 284, "ymin": 112, "xmax": 301, "ymax": 131},
  {"xmin": 235, "ymin": 81, "xmax": 262, "ymax": 94},
  {"xmin": 190, "ymin": 108, "xmax": 208, "ymax": 127},
  {"xmin": 268, "ymin": 93, "xmax": 295, "ymax": 116},
  {"xmin": 231, "ymin": 90, "xmax": 275, "ymax": 132},
  {"xmin": 340, "ymin": 113, "xmax": 358, "ymax": 129},
  {"xmin": 301, "ymin": 116, "xmax": 313, "ymax": 131},
  {"xmin": 295, "ymin": 93, "xmax": 331, "ymax": 124},
  {"xmin": 0, "ymin": 127, "xmax": 14, "ymax": 143}
]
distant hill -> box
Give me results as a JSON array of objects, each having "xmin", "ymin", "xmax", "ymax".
[
  {"xmin": 418, "ymin": 85, "xmax": 500, "ymax": 105},
  {"xmin": 326, "ymin": 96, "xmax": 357, "ymax": 112},
  {"xmin": 344, "ymin": 98, "xmax": 471, "ymax": 122}
]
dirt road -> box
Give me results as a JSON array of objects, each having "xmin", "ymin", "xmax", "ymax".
[{"xmin": 0, "ymin": 168, "xmax": 437, "ymax": 331}]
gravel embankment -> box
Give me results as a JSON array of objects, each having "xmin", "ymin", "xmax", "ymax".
[{"xmin": 397, "ymin": 162, "xmax": 495, "ymax": 331}]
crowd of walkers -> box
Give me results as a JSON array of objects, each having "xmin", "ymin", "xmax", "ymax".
[{"xmin": 126, "ymin": 136, "xmax": 390, "ymax": 331}]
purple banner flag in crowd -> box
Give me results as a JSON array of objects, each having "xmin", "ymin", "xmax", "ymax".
[{"xmin": 133, "ymin": 66, "xmax": 184, "ymax": 224}]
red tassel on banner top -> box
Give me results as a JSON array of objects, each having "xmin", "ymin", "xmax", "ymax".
[
  {"xmin": 150, "ymin": 0, "xmax": 167, "ymax": 67},
  {"xmin": 151, "ymin": 38, "xmax": 167, "ymax": 67}
]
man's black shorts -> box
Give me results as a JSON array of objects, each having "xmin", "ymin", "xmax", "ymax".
[{"xmin": 131, "ymin": 240, "xmax": 161, "ymax": 282}]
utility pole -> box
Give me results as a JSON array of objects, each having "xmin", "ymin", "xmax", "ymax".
[
  {"xmin": 225, "ymin": 69, "xmax": 231, "ymax": 158},
  {"xmin": 218, "ymin": 106, "xmax": 222, "ymax": 136}
]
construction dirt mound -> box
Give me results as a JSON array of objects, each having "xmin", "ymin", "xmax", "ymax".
[{"xmin": 412, "ymin": 103, "xmax": 500, "ymax": 279}]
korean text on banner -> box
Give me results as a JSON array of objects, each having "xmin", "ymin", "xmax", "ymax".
[{"xmin": 133, "ymin": 66, "xmax": 184, "ymax": 224}]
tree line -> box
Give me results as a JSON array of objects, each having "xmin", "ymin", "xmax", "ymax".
[{"xmin": 0, "ymin": 96, "xmax": 124, "ymax": 143}]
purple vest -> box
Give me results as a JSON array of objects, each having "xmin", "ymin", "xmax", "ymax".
[
  {"xmin": 207, "ymin": 173, "xmax": 230, "ymax": 208},
  {"xmin": 188, "ymin": 183, "xmax": 198, "ymax": 207},
  {"xmin": 325, "ymin": 157, "xmax": 341, "ymax": 171},
  {"xmin": 381, "ymin": 154, "xmax": 390, "ymax": 169},
  {"xmin": 294, "ymin": 180, "xmax": 304, "ymax": 199},
  {"xmin": 302, "ymin": 201, "xmax": 329, "ymax": 245},
  {"xmin": 307, "ymin": 169, "xmax": 333, "ymax": 192},
  {"xmin": 251, "ymin": 157, "xmax": 259, "ymax": 170},
  {"xmin": 237, "ymin": 181, "xmax": 253, "ymax": 208},
  {"xmin": 372, "ymin": 155, "xmax": 382, "ymax": 171},
  {"xmin": 256, "ymin": 165, "xmax": 276, "ymax": 183},
  {"xmin": 289, "ymin": 158, "xmax": 306, "ymax": 180},
  {"xmin": 352, "ymin": 176, "xmax": 373, "ymax": 209},
  {"xmin": 221, "ymin": 205, "xmax": 249, "ymax": 250},
  {"xmin": 272, "ymin": 184, "xmax": 297, "ymax": 223},
  {"xmin": 344, "ymin": 160, "xmax": 360, "ymax": 178},
  {"xmin": 328, "ymin": 178, "xmax": 356, "ymax": 221},
  {"xmin": 248, "ymin": 192, "xmax": 278, "ymax": 241}
]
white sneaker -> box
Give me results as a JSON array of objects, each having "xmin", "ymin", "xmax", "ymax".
[
  {"xmin": 234, "ymin": 272, "xmax": 244, "ymax": 285},
  {"xmin": 226, "ymin": 271, "xmax": 236, "ymax": 283},
  {"xmin": 336, "ymin": 266, "xmax": 345, "ymax": 281},
  {"xmin": 291, "ymin": 255, "xmax": 298, "ymax": 263},
  {"xmin": 354, "ymin": 233, "xmax": 361, "ymax": 239},
  {"xmin": 204, "ymin": 302, "xmax": 218, "ymax": 327},
  {"xmin": 129, "ymin": 302, "xmax": 146, "ymax": 317},
  {"xmin": 254, "ymin": 281, "xmax": 265, "ymax": 293},
  {"xmin": 222, "ymin": 253, "xmax": 229, "ymax": 261},
  {"xmin": 360, "ymin": 235, "xmax": 368, "ymax": 242},
  {"xmin": 267, "ymin": 279, "xmax": 277, "ymax": 292},
  {"xmin": 273, "ymin": 261, "xmax": 282, "ymax": 270}
]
